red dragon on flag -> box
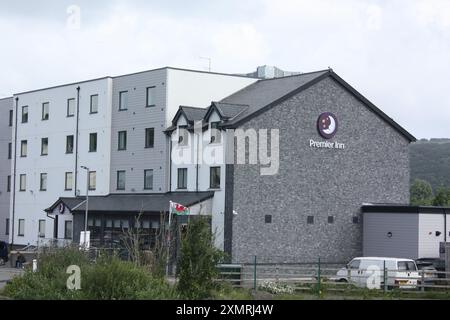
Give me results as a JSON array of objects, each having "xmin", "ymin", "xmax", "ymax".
[{"xmin": 169, "ymin": 201, "xmax": 190, "ymax": 215}]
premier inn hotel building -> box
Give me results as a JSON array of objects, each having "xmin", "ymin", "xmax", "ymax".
[{"xmin": 1, "ymin": 66, "xmax": 418, "ymax": 264}]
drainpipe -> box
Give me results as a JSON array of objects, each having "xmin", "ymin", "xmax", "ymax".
[
  {"xmin": 10, "ymin": 97, "xmax": 19, "ymax": 248},
  {"xmin": 74, "ymin": 86, "xmax": 80, "ymax": 196},
  {"xmin": 196, "ymin": 131, "xmax": 199, "ymax": 192}
]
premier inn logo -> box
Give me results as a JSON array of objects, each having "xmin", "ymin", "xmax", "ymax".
[{"xmin": 317, "ymin": 112, "xmax": 338, "ymax": 139}]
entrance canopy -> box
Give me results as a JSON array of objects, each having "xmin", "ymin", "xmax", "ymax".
[{"xmin": 45, "ymin": 192, "xmax": 215, "ymax": 216}]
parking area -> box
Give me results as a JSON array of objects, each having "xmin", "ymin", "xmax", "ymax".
[{"xmin": 0, "ymin": 266, "xmax": 23, "ymax": 291}]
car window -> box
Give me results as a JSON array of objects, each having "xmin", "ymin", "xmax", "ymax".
[
  {"xmin": 397, "ymin": 261, "xmax": 407, "ymax": 271},
  {"xmin": 348, "ymin": 259, "xmax": 361, "ymax": 269},
  {"xmin": 407, "ymin": 262, "xmax": 417, "ymax": 271}
]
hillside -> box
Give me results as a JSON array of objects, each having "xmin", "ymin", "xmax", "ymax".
[{"xmin": 410, "ymin": 138, "xmax": 450, "ymax": 191}]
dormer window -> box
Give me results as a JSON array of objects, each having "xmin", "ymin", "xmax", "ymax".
[
  {"xmin": 178, "ymin": 126, "xmax": 188, "ymax": 147},
  {"xmin": 210, "ymin": 122, "xmax": 221, "ymax": 144}
]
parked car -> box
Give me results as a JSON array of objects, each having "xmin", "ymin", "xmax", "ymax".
[
  {"xmin": 415, "ymin": 263, "xmax": 439, "ymax": 285},
  {"xmin": 334, "ymin": 257, "xmax": 420, "ymax": 289},
  {"xmin": 0, "ymin": 241, "xmax": 8, "ymax": 265},
  {"xmin": 415, "ymin": 258, "xmax": 446, "ymax": 278}
]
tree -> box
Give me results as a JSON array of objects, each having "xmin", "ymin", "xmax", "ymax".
[
  {"xmin": 176, "ymin": 217, "xmax": 225, "ymax": 299},
  {"xmin": 432, "ymin": 186, "xmax": 450, "ymax": 206},
  {"xmin": 410, "ymin": 179, "xmax": 434, "ymax": 206}
]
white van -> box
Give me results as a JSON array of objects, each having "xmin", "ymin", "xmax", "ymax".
[{"xmin": 335, "ymin": 257, "xmax": 420, "ymax": 289}]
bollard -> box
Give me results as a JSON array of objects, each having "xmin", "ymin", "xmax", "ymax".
[{"xmin": 32, "ymin": 259, "xmax": 37, "ymax": 272}]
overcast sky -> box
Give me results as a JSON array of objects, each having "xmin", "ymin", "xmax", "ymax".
[{"xmin": 1, "ymin": 0, "xmax": 449, "ymax": 139}]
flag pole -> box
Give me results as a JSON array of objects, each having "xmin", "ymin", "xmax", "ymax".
[{"xmin": 166, "ymin": 201, "xmax": 172, "ymax": 277}]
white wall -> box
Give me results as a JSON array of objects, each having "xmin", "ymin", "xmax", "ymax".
[
  {"xmin": 418, "ymin": 213, "xmax": 446, "ymax": 258},
  {"xmin": 166, "ymin": 69, "xmax": 256, "ymax": 127},
  {"xmin": 170, "ymin": 110, "xmax": 226, "ymax": 250},
  {"xmin": 11, "ymin": 78, "xmax": 113, "ymax": 245}
]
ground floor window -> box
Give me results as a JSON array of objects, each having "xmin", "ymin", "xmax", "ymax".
[
  {"xmin": 64, "ymin": 221, "xmax": 73, "ymax": 240},
  {"xmin": 18, "ymin": 219, "xmax": 25, "ymax": 236},
  {"xmin": 38, "ymin": 220, "xmax": 46, "ymax": 238}
]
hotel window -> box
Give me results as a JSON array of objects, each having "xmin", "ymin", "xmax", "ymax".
[
  {"xmin": 119, "ymin": 91, "xmax": 128, "ymax": 110},
  {"xmin": 177, "ymin": 168, "xmax": 187, "ymax": 189},
  {"xmin": 65, "ymin": 172, "xmax": 73, "ymax": 191},
  {"xmin": 21, "ymin": 106, "xmax": 28, "ymax": 123},
  {"xmin": 144, "ymin": 169, "xmax": 153, "ymax": 190},
  {"xmin": 67, "ymin": 98, "xmax": 75, "ymax": 117},
  {"xmin": 210, "ymin": 122, "xmax": 221, "ymax": 143},
  {"xmin": 210, "ymin": 167, "xmax": 221, "ymax": 189},
  {"xmin": 42, "ymin": 102, "xmax": 49, "ymax": 120},
  {"xmin": 265, "ymin": 215, "xmax": 272, "ymax": 224},
  {"xmin": 145, "ymin": 128, "xmax": 154, "ymax": 148},
  {"xmin": 7, "ymin": 175, "xmax": 11, "ymax": 192},
  {"xmin": 118, "ymin": 131, "xmax": 127, "ymax": 150},
  {"xmin": 41, "ymin": 138, "xmax": 48, "ymax": 156},
  {"xmin": 64, "ymin": 221, "xmax": 73, "ymax": 239},
  {"xmin": 328, "ymin": 216, "xmax": 335, "ymax": 224},
  {"xmin": 89, "ymin": 171, "xmax": 96, "ymax": 190},
  {"xmin": 90, "ymin": 94, "xmax": 99, "ymax": 114},
  {"xmin": 352, "ymin": 216, "xmax": 360, "ymax": 224},
  {"xmin": 40, "ymin": 173, "xmax": 47, "ymax": 191},
  {"xmin": 307, "ymin": 216, "xmax": 314, "ymax": 224},
  {"xmin": 5, "ymin": 219, "xmax": 9, "ymax": 235},
  {"xmin": 146, "ymin": 86, "xmax": 156, "ymax": 107},
  {"xmin": 116, "ymin": 170, "xmax": 126, "ymax": 190},
  {"xmin": 66, "ymin": 135, "xmax": 74, "ymax": 154},
  {"xmin": 8, "ymin": 142, "xmax": 12, "ymax": 159},
  {"xmin": 89, "ymin": 133, "xmax": 97, "ymax": 152},
  {"xmin": 9, "ymin": 110, "xmax": 13, "ymax": 127},
  {"xmin": 178, "ymin": 126, "xmax": 188, "ymax": 146},
  {"xmin": 19, "ymin": 174, "xmax": 26, "ymax": 191},
  {"xmin": 18, "ymin": 219, "xmax": 25, "ymax": 236},
  {"xmin": 20, "ymin": 140, "xmax": 27, "ymax": 157},
  {"xmin": 38, "ymin": 220, "xmax": 46, "ymax": 238}
]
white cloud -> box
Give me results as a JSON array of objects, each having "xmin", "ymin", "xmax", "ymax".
[{"xmin": 0, "ymin": 1, "xmax": 449, "ymax": 138}]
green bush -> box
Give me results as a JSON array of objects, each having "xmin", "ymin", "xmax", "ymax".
[
  {"xmin": 176, "ymin": 217, "xmax": 226, "ymax": 299},
  {"xmin": 3, "ymin": 247, "xmax": 176, "ymax": 300}
]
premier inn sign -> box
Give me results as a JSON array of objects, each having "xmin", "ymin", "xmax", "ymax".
[{"xmin": 310, "ymin": 112, "xmax": 346, "ymax": 149}]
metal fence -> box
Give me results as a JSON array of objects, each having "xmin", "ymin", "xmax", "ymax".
[{"xmin": 217, "ymin": 258, "xmax": 450, "ymax": 296}]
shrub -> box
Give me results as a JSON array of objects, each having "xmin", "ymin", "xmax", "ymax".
[{"xmin": 176, "ymin": 217, "xmax": 226, "ymax": 299}]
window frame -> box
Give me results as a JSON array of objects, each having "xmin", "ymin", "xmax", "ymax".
[
  {"xmin": 7, "ymin": 175, "xmax": 11, "ymax": 192},
  {"xmin": 40, "ymin": 173, "xmax": 47, "ymax": 191},
  {"xmin": 21, "ymin": 106, "xmax": 28, "ymax": 123},
  {"xmin": 116, "ymin": 170, "xmax": 126, "ymax": 190},
  {"xmin": 5, "ymin": 218, "xmax": 9, "ymax": 236},
  {"xmin": 90, "ymin": 94, "xmax": 99, "ymax": 114},
  {"xmin": 9, "ymin": 110, "xmax": 13, "ymax": 127},
  {"xmin": 41, "ymin": 137, "xmax": 49, "ymax": 156},
  {"xmin": 178, "ymin": 125, "xmax": 189, "ymax": 147},
  {"xmin": 118, "ymin": 131, "xmax": 127, "ymax": 151},
  {"xmin": 20, "ymin": 140, "xmax": 27, "ymax": 157},
  {"xmin": 8, "ymin": 142, "xmax": 12, "ymax": 159},
  {"xmin": 38, "ymin": 219, "xmax": 46, "ymax": 238},
  {"xmin": 144, "ymin": 169, "xmax": 153, "ymax": 190},
  {"xmin": 42, "ymin": 102, "xmax": 49, "ymax": 121},
  {"xmin": 18, "ymin": 219, "xmax": 25, "ymax": 237},
  {"xmin": 65, "ymin": 172, "xmax": 73, "ymax": 191},
  {"xmin": 210, "ymin": 121, "xmax": 221, "ymax": 144},
  {"xmin": 67, "ymin": 98, "xmax": 76, "ymax": 117},
  {"xmin": 307, "ymin": 216, "xmax": 315, "ymax": 225},
  {"xmin": 177, "ymin": 168, "xmax": 188, "ymax": 190},
  {"xmin": 19, "ymin": 174, "xmax": 26, "ymax": 191},
  {"xmin": 66, "ymin": 135, "xmax": 74, "ymax": 154},
  {"xmin": 64, "ymin": 221, "xmax": 73, "ymax": 240},
  {"xmin": 145, "ymin": 128, "xmax": 155, "ymax": 148},
  {"xmin": 89, "ymin": 133, "xmax": 97, "ymax": 152},
  {"xmin": 88, "ymin": 171, "xmax": 97, "ymax": 190},
  {"xmin": 119, "ymin": 91, "xmax": 128, "ymax": 111},
  {"xmin": 209, "ymin": 166, "xmax": 221, "ymax": 189},
  {"xmin": 146, "ymin": 86, "xmax": 156, "ymax": 107}
]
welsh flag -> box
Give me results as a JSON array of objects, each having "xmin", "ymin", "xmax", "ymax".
[{"xmin": 170, "ymin": 201, "xmax": 190, "ymax": 215}]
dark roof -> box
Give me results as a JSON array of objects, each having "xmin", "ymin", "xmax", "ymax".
[
  {"xmin": 218, "ymin": 69, "xmax": 415, "ymax": 142},
  {"xmin": 45, "ymin": 192, "xmax": 215, "ymax": 214},
  {"xmin": 211, "ymin": 102, "xmax": 248, "ymax": 120},
  {"xmin": 220, "ymin": 70, "xmax": 330, "ymax": 126},
  {"xmin": 362, "ymin": 203, "xmax": 450, "ymax": 214},
  {"xmin": 180, "ymin": 106, "xmax": 208, "ymax": 122}
]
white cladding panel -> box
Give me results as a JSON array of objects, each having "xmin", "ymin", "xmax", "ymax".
[
  {"xmin": 418, "ymin": 213, "xmax": 446, "ymax": 258},
  {"xmin": 12, "ymin": 78, "xmax": 113, "ymax": 245}
]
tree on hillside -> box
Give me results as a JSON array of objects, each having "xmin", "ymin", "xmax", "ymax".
[
  {"xmin": 410, "ymin": 179, "xmax": 434, "ymax": 206},
  {"xmin": 432, "ymin": 186, "xmax": 450, "ymax": 207}
]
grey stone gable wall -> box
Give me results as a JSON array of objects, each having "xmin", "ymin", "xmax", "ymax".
[{"xmin": 231, "ymin": 76, "xmax": 411, "ymax": 264}]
